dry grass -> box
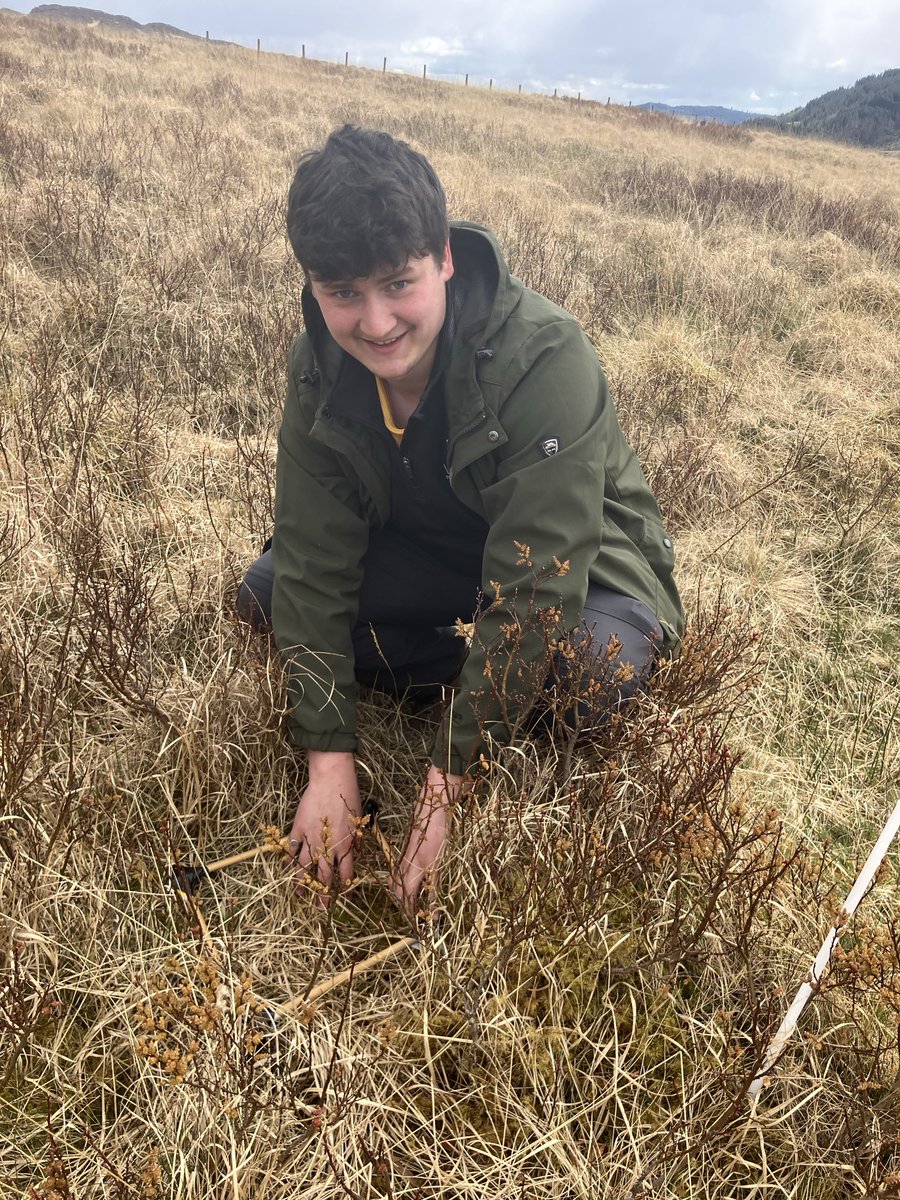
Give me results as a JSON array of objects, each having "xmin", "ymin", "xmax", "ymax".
[{"xmin": 2, "ymin": 9, "xmax": 900, "ymax": 1197}]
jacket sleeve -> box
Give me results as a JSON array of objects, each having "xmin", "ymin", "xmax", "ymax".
[
  {"xmin": 271, "ymin": 345, "xmax": 370, "ymax": 752},
  {"xmin": 433, "ymin": 320, "xmax": 613, "ymax": 775}
]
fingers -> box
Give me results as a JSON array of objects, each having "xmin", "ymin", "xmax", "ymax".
[
  {"xmin": 287, "ymin": 772, "xmax": 362, "ymax": 907},
  {"xmin": 391, "ymin": 864, "xmax": 436, "ymax": 918},
  {"xmin": 392, "ymin": 833, "xmax": 426, "ymax": 903},
  {"xmin": 288, "ymin": 835, "xmax": 305, "ymax": 868},
  {"xmin": 289, "ymin": 834, "xmax": 319, "ymax": 904},
  {"xmin": 391, "ymin": 868, "xmax": 419, "ymax": 910},
  {"xmin": 337, "ymin": 839, "xmax": 356, "ymax": 888},
  {"xmin": 288, "ymin": 831, "xmax": 355, "ymax": 908},
  {"xmin": 315, "ymin": 844, "xmax": 335, "ymax": 898},
  {"xmin": 390, "ymin": 800, "xmax": 449, "ymax": 916},
  {"xmin": 292, "ymin": 833, "xmax": 313, "ymax": 877},
  {"xmin": 390, "ymin": 840, "xmax": 435, "ymax": 914}
]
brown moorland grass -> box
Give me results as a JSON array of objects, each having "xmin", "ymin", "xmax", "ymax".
[{"xmin": 1, "ymin": 9, "xmax": 900, "ymax": 1197}]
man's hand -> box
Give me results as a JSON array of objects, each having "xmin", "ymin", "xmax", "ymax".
[
  {"xmin": 391, "ymin": 764, "xmax": 465, "ymax": 914},
  {"xmin": 288, "ymin": 751, "xmax": 362, "ymax": 907}
]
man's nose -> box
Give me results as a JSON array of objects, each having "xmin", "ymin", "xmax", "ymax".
[{"xmin": 358, "ymin": 296, "xmax": 397, "ymax": 339}]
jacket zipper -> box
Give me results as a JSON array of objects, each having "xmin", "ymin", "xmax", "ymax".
[{"xmin": 445, "ymin": 410, "xmax": 487, "ymax": 476}]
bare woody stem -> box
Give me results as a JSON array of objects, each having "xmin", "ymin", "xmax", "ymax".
[{"xmin": 278, "ymin": 936, "xmax": 417, "ymax": 1013}]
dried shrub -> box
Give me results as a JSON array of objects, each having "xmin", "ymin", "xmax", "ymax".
[
  {"xmin": 586, "ymin": 161, "xmax": 900, "ymax": 266},
  {"xmin": 634, "ymin": 106, "xmax": 755, "ymax": 146}
]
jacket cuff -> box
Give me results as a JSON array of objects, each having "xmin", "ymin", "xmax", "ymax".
[
  {"xmin": 430, "ymin": 698, "xmax": 491, "ymax": 777},
  {"xmin": 284, "ymin": 725, "xmax": 359, "ymax": 754},
  {"xmin": 432, "ymin": 742, "xmax": 477, "ymax": 778}
]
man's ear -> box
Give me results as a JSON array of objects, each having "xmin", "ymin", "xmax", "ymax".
[{"xmin": 440, "ymin": 240, "xmax": 454, "ymax": 283}]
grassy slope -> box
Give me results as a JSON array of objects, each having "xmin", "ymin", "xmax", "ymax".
[{"xmin": 1, "ymin": 10, "xmax": 900, "ymax": 1197}]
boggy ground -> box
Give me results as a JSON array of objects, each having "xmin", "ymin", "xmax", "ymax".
[{"xmin": 1, "ymin": 9, "xmax": 900, "ymax": 1197}]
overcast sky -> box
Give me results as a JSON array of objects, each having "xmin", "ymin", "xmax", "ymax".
[{"xmin": 11, "ymin": 0, "xmax": 900, "ymax": 112}]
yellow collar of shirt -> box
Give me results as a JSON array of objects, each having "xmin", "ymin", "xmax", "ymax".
[{"xmin": 376, "ymin": 377, "xmax": 404, "ymax": 446}]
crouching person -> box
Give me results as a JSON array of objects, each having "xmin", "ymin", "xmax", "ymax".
[{"xmin": 238, "ymin": 125, "xmax": 684, "ymax": 912}]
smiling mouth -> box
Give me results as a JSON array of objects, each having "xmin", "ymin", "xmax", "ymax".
[{"xmin": 363, "ymin": 334, "xmax": 405, "ymax": 347}]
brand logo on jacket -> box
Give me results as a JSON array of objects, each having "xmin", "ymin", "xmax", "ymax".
[{"xmin": 541, "ymin": 438, "xmax": 560, "ymax": 457}]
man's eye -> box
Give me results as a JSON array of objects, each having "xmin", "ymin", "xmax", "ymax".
[
  {"xmin": 333, "ymin": 290, "xmax": 355, "ymax": 300},
  {"xmin": 389, "ymin": 280, "xmax": 409, "ymax": 292}
]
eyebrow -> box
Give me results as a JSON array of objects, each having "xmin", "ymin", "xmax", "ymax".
[
  {"xmin": 315, "ymin": 263, "xmax": 411, "ymax": 288},
  {"xmin": 376, "ymin": 264, "xmax": 411, "ymax": 283}
]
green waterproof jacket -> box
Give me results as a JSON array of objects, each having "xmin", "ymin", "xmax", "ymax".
[{"xmin": 272, "ymin": 222, "xmax": 684, "ymax": 775}]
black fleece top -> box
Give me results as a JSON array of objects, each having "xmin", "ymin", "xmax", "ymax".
[{"xmin": 381, "ymin": 364, "xmax": 489, "ymax": 586}]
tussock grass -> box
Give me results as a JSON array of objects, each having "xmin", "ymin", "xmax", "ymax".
[{"xmin": 2, "ymin": 8, "xmax": 900, "ymax": 1196}]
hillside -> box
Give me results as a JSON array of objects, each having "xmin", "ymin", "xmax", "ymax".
[
  {"xmin": 1, "ymin": 6, "xmax": 900, "ymax": 1199},
  {"xmin": 30, "ymin": 2, "xmax": 200, "ymax": 38},
  {"xmin": 639, "ymin": 101, "xmax": 758, "ymax": 124},
  {"xmin": 754, "ymin": 68, "xmax": 900, "ymax": 149}
]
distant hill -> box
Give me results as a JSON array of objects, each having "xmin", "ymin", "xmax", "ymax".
[
  {"xmin": 29, "ymin": 4, "xmax": 200, "ymax": 40},
  {"xmin": 638, "ymin": 103, "xmax": 758, "ymax": 125},
  {"xmin": 751, "ymin": 69, "xmax": 900, "ymax": 150}
]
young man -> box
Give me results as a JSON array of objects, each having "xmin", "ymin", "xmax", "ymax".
[{"xmin": 238, "ymin": 125, "xmax": 683, "ymax": 910}]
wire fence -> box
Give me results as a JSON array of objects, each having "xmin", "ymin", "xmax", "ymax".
[{"xmin": 204, "ymin": 31, "xmax": 627, "ymax": 108}]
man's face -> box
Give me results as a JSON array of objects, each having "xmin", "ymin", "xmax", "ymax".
[{"xmin": 308, "ymin": 243, "xmax": 454, "ymax": 395}]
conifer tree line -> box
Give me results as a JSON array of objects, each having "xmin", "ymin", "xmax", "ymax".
[{"xmin": 752, "ymin": 68, "xmax": 900, "ymax": 149}]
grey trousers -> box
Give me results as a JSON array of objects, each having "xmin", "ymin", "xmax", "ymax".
[{"xmin": 237, "ymin": 530, "xmax": 662, "ymax": 708}]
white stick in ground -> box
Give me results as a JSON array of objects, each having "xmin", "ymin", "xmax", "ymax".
[{"xmin": 748, "ymin": 791, "xmax": 900, "ymax": 1099}]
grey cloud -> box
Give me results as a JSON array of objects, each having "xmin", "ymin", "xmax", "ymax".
[{"xmin": 8, "ymin": 0, "xmax": 899, "ymax": 112}]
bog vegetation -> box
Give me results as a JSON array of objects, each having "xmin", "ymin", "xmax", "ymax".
[{"xmin": 1, "ymin": 10, "xmax": 900, "ymax": 1198}]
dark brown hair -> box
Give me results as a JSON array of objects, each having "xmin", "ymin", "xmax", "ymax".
[{"xmin": 286, "ymin": 125, "xmax": 449, "ymax": 281}]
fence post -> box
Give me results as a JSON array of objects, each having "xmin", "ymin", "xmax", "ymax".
[
  {"xmin": 607, "ymin": 96, "xmax": 610, "ymax": 106},
  {"xmin": 518, "ymin": 83, "xmax": 521, "ymax": 94},
  {"xmin": 465, "ymin": 73, "xmax": 468, "ymax": 86},
  {"xmin": 345, "ymin": 51, "xmax": 348, "ymax": 66},
  {"xmin": 489, "ymin": 78, "xmax": 492, "ymax": 90},
  {"xmin": 553, "ymin": 88, "xmax": 557, "ymax": 98},
  {"xmin": 205, "ymin": 30, "xmax": 209, "ymax": 42},
  {"xmin": 302, "ymin": 44, "xmax": 305, "ymax": 59},
  {"xmin": 383, "ymin": 56, "xmax": 387, "ymax": 73},
  {"xmin": 256, "ymin": 37, "xmax": 260, "ymax": 58},
  {"xmin": 577, "ymin": 91, "xmax": 581, "ymax": 105}
]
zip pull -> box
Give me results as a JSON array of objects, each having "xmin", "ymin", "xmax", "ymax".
[
  {"xmin": 401, "ymin": 455, "xmax": 415, "ymax": 483},
  {"xmin": 448, "ymin": 410, "xmax": 487, "ymax": 456}
]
